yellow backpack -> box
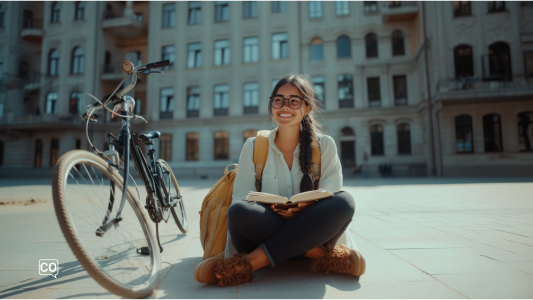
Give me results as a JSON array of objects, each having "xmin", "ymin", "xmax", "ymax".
[{"xmin": 199, "ymin": 130, "xmax": 321, "ymax": 259}]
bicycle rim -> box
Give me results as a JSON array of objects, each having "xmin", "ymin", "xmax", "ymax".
[
  {"xmin": 52, "ymin": 150, "xmax": 161, "ymax": 298},
  {"xmin": 158, "ymin": 159, "xmax": 188, "ymax": 233}
]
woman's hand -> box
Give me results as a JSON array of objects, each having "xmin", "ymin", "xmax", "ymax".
[{"xmin": 270, "ymin": 200, "xmax": 317, "ymax": 219}]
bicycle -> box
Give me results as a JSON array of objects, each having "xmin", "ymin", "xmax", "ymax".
[{"xmin": 52, "ymin": 60, "xmax": 188, "ymax": 298}]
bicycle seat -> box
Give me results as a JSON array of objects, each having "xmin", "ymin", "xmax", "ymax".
[{"xmin": 139, "ymin": 131, "xmax": 161, "ymax": 145}]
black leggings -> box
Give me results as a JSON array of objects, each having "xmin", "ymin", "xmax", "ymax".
[{"xmin": 227, "ymin": 191, "xmax": 355, "ymax": 267}]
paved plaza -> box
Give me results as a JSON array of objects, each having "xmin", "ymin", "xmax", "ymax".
[{"xmin": 0, "ymin": 177, "xmax": 532, "ymax": 299}]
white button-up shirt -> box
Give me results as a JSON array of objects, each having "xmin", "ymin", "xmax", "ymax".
[{"xmin": 224, "ymin": 127, "xmax": 358, "ymax": 258}]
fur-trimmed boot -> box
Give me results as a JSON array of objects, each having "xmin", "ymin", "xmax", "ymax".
[
  {"xmin": 213, "ymin": 253, "xmax": 255, "ymax": 287},
  {"xmin": 313, "ymin": 244, "xmax": 366, "ymax": 277},
  {"xmin": 194, "ymin": 252, "xmax": 225, "ymax": 284}
]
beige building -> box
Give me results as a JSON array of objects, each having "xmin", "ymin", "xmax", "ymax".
[{"xmin": 0, "ymin": 1, "xmax": 532, "ymax": 178}]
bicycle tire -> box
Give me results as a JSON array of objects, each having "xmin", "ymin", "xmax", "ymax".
[
  {"xmin": 52, "ymin": 150, "xmax": 162, "ymax": 298},
  {"xmin": 158, "ymin": 159, "xmax": 189, "ymax": 233}
]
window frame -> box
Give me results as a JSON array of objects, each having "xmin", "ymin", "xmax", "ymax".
[
  {"xmin": 397, "ymin": 123, "xmax": 412, "ymax": 154},
  {"xmin": 243, "ymin": 37, "xmax": 259, "ymax": 63},
  {"xmin": 186, "ymin": 132, "xmax": 200, "ymax": 160},
  {"xmin": 455, "ymin": 115, "xmax": 475, "ymax": 153},
  {"xmin": 391, "ymin": 30, "xmax": 405, "ymax": 56},
  {"xmin": 162, "ymin": 3, "xmax": 176, "ymax": 28},
  {"xmin": 337, "ymin": 74, "xmax": 354, "ymax": 108},
  {"xmin": 365, "ymin": 33, "xmax": 378, "ymax": 58},
  {"xmin": 336, "ymin": 35, "xmax": 351, "ymax": 59},
  {"xmin": 46, "ymin": 92, "xmax": 58, "ymax": 114},
  {"xmin": 214, "ymin": 40, "xmax": 231, "ymax": 66},
  {"xmin": 370, "ymin": 124, "xmax": 384, "ymax": 155},
  {"xmin": 308, "ymin": 1, "xmax": 323, "ymax": 18},
  {"xmin": 335, "ymin": 1, "xmax": 350, "ymax": 16},
  {"xmin": 243, "ymin": 1, "xmax": 258, "ymax": 19},
  {"xmin": 363, "ymin": 1, "xmax": 378, "ymax": 13},
  {"xmin": 188, "ymin": 1, "xmax": 202, "ymax": 25},
  {"xmin": 187, "ymin": 86, "xmax": 200, "ymax": 118},
  {"xmin": 75, "ymin": 1, "xmax": 85, "ymax": 20},
  {"xmin": 272, "ymin": 1, "xmax": 287, "ymax": 13},
  {"xmin": 453, "ymin": 1, "xmax": 471, "ymax": 17},
  {"xmin": 161, "ymin": 45, "xmax": 175, "ymax": 70},
  {"xmin": 51, "ymin": 1, "xmax": 61, "ymax": 23},
  {"xmin": 243, "ymin": 82, "xmax": 259, "ymax": 114},
  {"xmin": 213, "ymin": 84, "xmax": 230, "ymax": 116},
  {"xmin": 159, "ymin": 87, "xmax": 174, "ymax": 119},
  {"xmin": 517, "ymin": 111, "xmax": 533, "ymax": 152},
  {"xmin": 392, "ymin": 75, "xmax": 408, "ymax": 106},
  {"xmin": 214, "ymin": 131, "xmax": 229, "ymax": 160},
  {"xmin": 48, "ymin": 49, "xmax": 59, "ymax": 76},
  {"xmin": 159, "ymin": 134, "xmax": 172, "ymax": 161},
  {"xmin": 454, "ymin": 44, "xmax": 474, "ymax": 79},
  {"xmin": 215, "ymin": 1, "xmax": 229, "ymax": 22},
  {"xmin": 187, "ymin": 42, "xmax": 202, "ymax": 69},
  {"xmin": 271, "ymin": 32, "xmax": 288, "ymax": 60},
  {"xmin": 367, "ymin": 77, "xmax": 381, "ymax": 107},
  {"xmin": 71, "ymin": 47, "xmax": 84, "ymax": 75}
]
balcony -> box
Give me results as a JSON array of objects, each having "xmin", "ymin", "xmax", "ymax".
[
  {"xmin": 0, "ymin": 114, "xmax": 85, "ymax": 130},
  {"xmin": 382, "ymin": 1, "xmax": 418, "ymax": 23},
  {"xmin": 101, "ymin": 61, "xmax": 125, "ymax": 82},
  {"xmin": 102, "ymin": 7, "xmax": 146, "ymax": 39},
  {"xmin": 21, "ymin": 19, "xmax": 43, "ymax": 43}
]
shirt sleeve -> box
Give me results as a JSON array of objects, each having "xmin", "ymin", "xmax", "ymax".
[
  {"xmin": 318, "ymin": 135, "xmax": 343, "ymax": 193},
  {"xmin": 231, "ymin": 137, "xmax": 258, "ymax": 203}
]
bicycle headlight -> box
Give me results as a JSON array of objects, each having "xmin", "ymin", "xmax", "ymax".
[{"xmin": 123, "ymin": 96, "xmax": 136, "ymax": 113}]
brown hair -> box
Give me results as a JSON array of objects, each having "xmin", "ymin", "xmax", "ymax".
[{"xmin": 268, "ymin": 74, "xmax": 326, "ymax": 193}]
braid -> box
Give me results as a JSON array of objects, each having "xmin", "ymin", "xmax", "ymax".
[{"xmin": 299, "ymin": 117, "xmax": 315, "ymax": 193}]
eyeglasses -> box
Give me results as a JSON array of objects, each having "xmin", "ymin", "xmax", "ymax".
[{"xmin": 269, "ymin": 96, "xmax": 305, "ymax": 109}]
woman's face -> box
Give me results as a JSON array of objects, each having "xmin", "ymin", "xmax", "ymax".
[{"xmin": 271, "ymin": 83, "xmax": 311, "ymax": 128}]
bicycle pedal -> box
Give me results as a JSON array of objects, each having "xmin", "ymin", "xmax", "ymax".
[{"xmin": 137, "ymin": 246, "xmax": 150, "ymax": 255}]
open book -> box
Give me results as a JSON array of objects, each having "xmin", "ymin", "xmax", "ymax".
[{"xmin": 245, "ymin": 189, "xmax": 334, "ymax": 205}]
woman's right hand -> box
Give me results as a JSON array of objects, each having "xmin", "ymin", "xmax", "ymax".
[{"xmin": 270, "ymin": 201, "xmax": 317, "ymax": 219}]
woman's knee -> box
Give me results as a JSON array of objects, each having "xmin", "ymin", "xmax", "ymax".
[{"xmin": 228, "ymin": 200, "xmax": 268, "ymax": 225}]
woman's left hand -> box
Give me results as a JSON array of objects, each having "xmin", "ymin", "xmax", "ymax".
[{"xmin": 270, "ymin": 200, "xmax": 317, "ymax": 219}]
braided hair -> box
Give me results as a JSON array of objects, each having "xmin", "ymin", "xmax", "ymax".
[{"xmin": 268, "ymin": 74, "xmax": 325, "ymax": 193}]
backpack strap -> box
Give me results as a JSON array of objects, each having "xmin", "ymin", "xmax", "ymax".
[{"xmin": 253, "ymin": 130, "xmax": 270, "ymax": 192}]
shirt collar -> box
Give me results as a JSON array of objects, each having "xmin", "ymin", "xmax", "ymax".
[{"xmin": 269, "ymin": 127, "xmax": 300, "ymax": 154}]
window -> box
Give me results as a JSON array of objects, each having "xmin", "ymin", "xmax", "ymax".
[
  {"xmin": 453, "ymin": 1, "xmax": 471, "ymax": 17},
  {"xmin": 0, "ymin": 140, "xmax": 3, "ymax": 166},
  {"xmin": 483, "ymin": 114, "xmax": 503, "ymax": 152},
  {"xmin": 312, "ymin": 76, "xmax": 325, "ymax": 103},
  {"xmin": 160, "ymin": 134, "xmax": 172, "ymax": 161},
  {"xmin": 272, "ymin": 33, "xmax": 288, "ymax": 60},
  {"xmin": 0, "ymin": 103, "xmax": 3, "ymax": 118},
  {"xmin": 455, "ymin": 115, "xmax": 474, "ymax": 153},
  {"xmin": 335, "ymin": 1, "xmax": 350, "ymax": 15},
  {"xmin": 161, "ymin": 45, "xmax": 175, "ymax": 70},
  {"xmin": 0, "ymin": 4, "xmax": 4, "ymax": 28},
  {"xmin": 215, "ymin": 1, "xmax": 229, "ymax": 22},
  {"xmin": 365, "ymin": 33, "xmax": 378, "ymax": 58},
  {"xmin": 214, "ymin": 131, "xmax": 229, "ymax": 160},
  {"xmin": 19, "ymin": 61, "xmax": 30, "ymax": 76},
  {"xmin": 187, "ymin": 43, "xmax": 202, "ymax": 68},
  {"xmin": 214, "ymin": 40, "xmax": 230, "ymax": 66},
  {"xmin": 71, "ymin": 47, "xmax": 84, "ymax": 74},
  {"xmin": 338, "ymin": 74, "xmax": 353, "ymax": 108},
  {"xmin": 486, "ymin": 42, "xmax": 512, "ymax": 81},
  {"xmin": 162, "ymin": 3, "xmax": 175, "ymax": 28},
  {"xmin": 397, "ymin": 124, "xmax": 411, "ymax": 154},
  {"xmin": 370, "ymin": 125, "xmax": 384, "ymax": 155},
  {"xmin": 340, "ymin": 127, "xmax": 356, "ymax": 167},
  {"xmin": 35, "ymin": 139, "xmax": 43, "ymax": 167},
  {"xmin": 308, "ymin": 1, "xmax": 323, "ymax": 18},
  {"xmin": 69, "ymin": 91, "xmax": 82, "ymax": 115},
  {"xmin": 393, "ymin": 75, "xmax": 407, "ymax": 106},
  {"xmin": 517, "ymin": 111, "xmax": 533, "ymax": 152},
  {"xmin": 23, "ymin": 10, "xmax": 34, "ymax": 28},
  {"xmin": 50, "ymin": 139, "xmax": 59, "ymax": 166},
  {"xmin": 243, "ymin": 82, "xmax": 259, "ymax": 114},
  {"xmin": 243, "ymin": 37, "xmax": 259, "ymax": 63},
  {"xmin": 272, "ymin": 1, "xmax": 287, "ymax": 13},
  {"xmin": 213, "ymin": 84, "xmax": 229, "ymax": 116},
  {"xmin": 127, "ymin": 50, "xmax": 142, "ymax": 67},
  {"xmin": 160, "ymin": 88, "xmax": 174, "ymax": 119},
  {"xmin": 367, "ymin": 77, "xmax": 381, "ymax": 107},
  {"xmin": 310, "ymin": 38, "xmax": 323, "ymax": 61},
  {"xmin": 134, "ymin": 13, "xmax": 143, "ymax": 22},
  {"xmin": 488, "ymin": 1, "xmax": 505, "ymax": 12},
  {"xmin": 48, "ymin": 49, "xmax": 59, "ymax": 76},
  {"xmin": 337, "ymin": 36, "xmax": 351, "ymax": 58},
  {"xmin": 454, "ymin": 45, "xmax": 474, "ymax": 78},
  {"xmin": 364, "ymin": 1, "xmax": 378, "ymax": 13},
  {"xmin": 46, "ymin": 93, "xmax": 58, "ymax": 114},
  {"xmin": 243, "ymin": 1, "xmax": 257, "ymax": 18},
  {"xmin": 135, "ymin": 98, "xmax": 142, "ymax": 115},
  {"xmin": 392, "ymin": 30, "xmax": 405, "ymax": 56},
  {"xmin": 51, "ymin": 2, "xmax": 60, "ymax": 23},
  {"xmin": 525, "ymin": 50, "xmax": 533, "ymax": 78},
  {"xmin": 243, "ymin": 129, "xmax": 258, "ymax": 143},
  {"xmin": 187, "ymin": 86, "xmax": 200, "ymax": 118},
  {"xmin": 272, "ymin": 79, "xmax": 279, "ymax": 92},
  {"xmin": 75, "ymin": 1, "xmax": 85, "ymax": 20},
  {"xmin": 186, "ymin": 132, "xmax": 199, "ymax": 160},
  {"xmin": 188, "ymin": 1, "xmax": 202, "ymax": 25}
]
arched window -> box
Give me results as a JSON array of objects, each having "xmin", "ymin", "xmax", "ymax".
[
  {"xmin": 186, "ymin": 132, "xmax": 199, "ymax": 160},
  {"xmin": 310, "ymin": 38, "xmax": 323, "ymax": 61},
  {"xmin": 454, "ymin": 45, "xmax": 474, "ymax": 78},
  {"xmin": 48, "ymin": 49, "xmax": 59, "ymax": 76},
  {"xmin": 0, "ymin": 140, "xmax": 4, "ymax": 167},
  {"xmin": 391, "ymin": 30, "xmax": 405, "ymax": 56},
  {"xmin": 214, "ymin": 131, "xmax": 229, "ymax": 160},
  {"xmin": 160, "ymin": 134, "xmax": 172, "ymax": 161},
  {"xmin": 35, "ymin": 139, "xmax": 43, "ymax": 167},
  {"xmin": 487, "ymin": 42, "xmax": 512, "ymax": 81},
  {"xmin": 483, "ymin": 114, "xmax": 503, "ymax": 152},
  {"xmin": 340, "ymin": 127, "xmax": 356, "ymax": 167},
  {"xmin": 243, "ymin": 129, "xmax": 258, "ymax": 144},
  {"xmin": 336, "ymin": 35, "xmax": 351, "ymax": 58},
  {"xmin": 365, "ymin": 33, "xmax": 378, "ymax": 58},
  {"xmin": 397, "ymin": 123, "xmax": 411, "ymax": 154},
  {"xmin": 337, "ymin": 74, "xmax": 353, "ymax": 108},
  {"xmin": 370, "ymin": 124, "xmax": 384, "ymax": 155},
  {"xmin": 455, "ymin": 115, "xmax": 474, "ymax": 153},
  {"xmin": 51, "ymin": 2, "xmax": 61, "ymax": 23},
  {"xmin": 75, "ymin": 1, "xmax": 85, "ymax": 20},
  {"xmin": 71, "ymin": 47, "xmax": 84, "ymax": 74},
  {"xmin": 517, "ymin": 111, "xmax": 533, "ymax": 152},
  {"xmin": 69, "ymin": 91, "xmax": 82, "ymax": 115},
  {"xmin": 46, "ymin": 92, "xmax": 58, "ymax": 114},
  {"xmin": 50, "ymin": 138, "xmax": 59, "ymax": 166}
]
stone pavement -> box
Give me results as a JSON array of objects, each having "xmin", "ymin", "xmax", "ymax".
[{"xmin": 1, "ymin": 177, "xmax": 533, "ymax": 299}]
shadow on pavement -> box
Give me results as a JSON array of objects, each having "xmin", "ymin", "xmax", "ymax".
[{"xmin": 343, "ymin": 177, "xmax": 533, "ymax": 187}]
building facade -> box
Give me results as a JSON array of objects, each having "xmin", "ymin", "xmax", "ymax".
[{"xmin": 0, "ymin": 1, "xmax": 532, "ymax": 178}]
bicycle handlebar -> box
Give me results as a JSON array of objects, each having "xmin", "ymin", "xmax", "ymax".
[{"xmin": 145, "ymin": 60, "xmax": 171, "ymax": 69}]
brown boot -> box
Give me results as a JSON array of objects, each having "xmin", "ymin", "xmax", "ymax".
[
  {"xmin": 194, "ymin": 252, "xmax": 224, "ymax": 284},
  {"xmin": 313, "ymin": 244, "xmax": 366, "ymax": 277},
  {"xmin": 213, "ymin": 253, "xmax": 255, "ymax": 287}
]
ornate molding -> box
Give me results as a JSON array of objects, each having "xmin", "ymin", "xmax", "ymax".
[{"xmin": 453, "ymin": 16, "xmax": 477, "ymax": 35}]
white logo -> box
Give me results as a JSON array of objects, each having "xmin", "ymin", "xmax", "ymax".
[{"xmin": 39, "ymin": 259, "xmax": 59, "ymax": 279}]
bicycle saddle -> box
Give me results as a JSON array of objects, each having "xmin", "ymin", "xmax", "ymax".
[{"xmin": 139, "ymin": 131, "xmax": 161, "ymax": 144}]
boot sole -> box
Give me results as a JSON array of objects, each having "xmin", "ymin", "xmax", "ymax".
[
  {"xmin": 350, "ymin": 249, "xmax": 366, "ymax": 277},
  {"xmin": 194, "ymin": 253, "xmax": 224, "ymax": 284}
]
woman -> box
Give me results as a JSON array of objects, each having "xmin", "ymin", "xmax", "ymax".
[{"xmin": 194, "ymin": 74, "xmax": 365, "ymax": 287}]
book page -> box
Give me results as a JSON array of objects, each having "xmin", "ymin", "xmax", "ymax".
[{"xmin": 289, "ymin": 189, "xmax": 333, "ymax": 203}]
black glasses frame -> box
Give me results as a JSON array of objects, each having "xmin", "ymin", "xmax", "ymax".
[{"xmin": 269, "ymin": 95, "xmax": 305, "ymax": 109}]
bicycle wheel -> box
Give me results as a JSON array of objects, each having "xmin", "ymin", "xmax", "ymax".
[
  {"xmin": 52, "ymin": 150, "xmax": 162, "ymax": 298},
  {"xmin": 158, "ymin": 159, "xmax": 189, "ymax": 233}
]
